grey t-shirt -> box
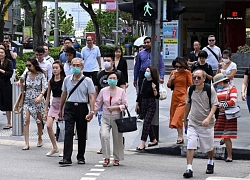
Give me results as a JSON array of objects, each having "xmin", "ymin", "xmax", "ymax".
[
  {"xmin": 62, "ymin": 74, "xmax": 95, "ymax": 103},
  {"xmin": 186, "ymin": 85, "xmax": 218, "ymax": 128}
]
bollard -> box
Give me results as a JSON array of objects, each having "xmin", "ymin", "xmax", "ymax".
[{"xmin": 12, "ymin": 84, "xmax": 23, "ymax": 136}]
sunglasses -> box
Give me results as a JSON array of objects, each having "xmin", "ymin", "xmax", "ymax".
[
  {"xmin": 192, "ymin": 76, "xmax": 202, "ymax": 80},
  {"xmin": 208, "ymin": 39, "xmax": 215, "ymax": 42},
  {"xmin": 3, "ymin": 41, "xmax": 9, "ymax": 43},
  {"xmin": 26, "ymin": 64, "xmax": 32, "ymax": 67},
  {"xmin": 175, "ymin": 65, "xmax": 183, "ymax": 69}
]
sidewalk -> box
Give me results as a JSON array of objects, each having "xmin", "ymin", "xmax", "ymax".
[{"xmin": 0, "ymin": 70, "xmax": 250, "ymax": 160}]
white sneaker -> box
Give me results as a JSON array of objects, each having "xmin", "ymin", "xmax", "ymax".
[{"xmin": 137, "ymin": 119, "xmax": 144, "ymax": 122}]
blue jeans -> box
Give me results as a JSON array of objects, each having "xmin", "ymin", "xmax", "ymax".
[{"xmin": 247, "ymin": 96, "xmax": 250, "ymax": 113}]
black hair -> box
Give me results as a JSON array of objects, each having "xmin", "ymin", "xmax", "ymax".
[
  {"xmin": 172, "ymin": 56, "xmax": 190, "ymax": 70},
  {"xmin": 103, "ymin": 53, "xmax": 114, "ymax": 60},
  {"xmin": 222, "ymin": 49, "xmax": 232, "ymax": 58},
  {"xmin": 50, "ymin": 60, "xmax": 66, "ymax": 85},
  {"xmin": 65, "ymin": 47, "xmax": 76, "ymax": 58},
  {"xmin": 64, "ymin": 37, "xmax": 72, "ymax": 43},
  {"xmin": 114, "ymin": 46, "xmax": 123, "ymax": 59},
  {"xmin": 198, "ymin": 50, "xmax": 208, "ymax": 58},
  {"xmin": 107, "ymin": 71, "xmax": 120, "ymax": 79},
  {"xmin": 27, "ymin": 57, "xmax": 44, "ymax": 73},
  {"xmin": 35, "ymin": 46, "xmax": 45, "ymax": 53},
  {"xmin": 144, "ymin": 37, "xmax": 151, "ymax": 42}
]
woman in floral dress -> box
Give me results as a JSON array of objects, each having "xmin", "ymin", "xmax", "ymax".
[{"xmin": 19, "ymin": 57, "xmax": 47, "ymax": 150}]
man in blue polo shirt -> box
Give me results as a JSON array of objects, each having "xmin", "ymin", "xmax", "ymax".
[{"xmin": 59, "ymin": 38, "xmax": 81, "ymax": 63}]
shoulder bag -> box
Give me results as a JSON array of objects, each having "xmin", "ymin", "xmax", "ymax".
[
  {"xmin": 115, "ymin": 105, "xmax": 137, "ymax": 133},
  {"xmin": 206, "ymin": 46, "xmax": 219, "ymax": 61},
  {"xmin": 223, "ymin": 87, "xmax": 241, "ymax": 120},
  {"xmin": 66, "ymin": 76, "xmax": 86, "ymax": 101},
  {"xmin": 13, "ymin": 73, "xmax": 28, "ymax": 114}
]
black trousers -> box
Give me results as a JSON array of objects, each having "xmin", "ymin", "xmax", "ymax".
[
  {"xmin": 63, "ymin": 102, "xmax": 89, "ymax": 161},
  {"xmin": 137, "ymin": 71, "xmax": 145, "ymax": 115}
]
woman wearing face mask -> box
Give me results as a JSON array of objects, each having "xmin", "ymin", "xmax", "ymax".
[
  {"xmin": 217, "ymin": 49, "xmax": 237, "ymax": 85},
  {"xmin": 95, "ymin": 71, "xmax": 128, "ymax": 167},
  {"xmin": 213, "ymin": 73, "xmax": 238, "ymax": 162},
  {"xmin": 44, "ymin": 60, "xmax": 66, "ymax": 156},
  {"xmin": 167, "ymin": 57, "xmax": 192, "ymax": 144},
  {"xmin": 135, "ymin": 66, "xmax": 160, "ymax": 150},
  {"xmin": 113, "ymin": 46, "xmax": 128, "ymax": 88},
  {"xmin": 19, "ymin": 57, "xmax": 47, "ymax": 150}
]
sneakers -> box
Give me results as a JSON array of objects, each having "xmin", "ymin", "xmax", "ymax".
[
  {"xmin": 206, "ymin": 164, "xmax": 214, "ymax": 174},
  {"xmin": 183, "ymin": 169, "xmax": 193, "ymax": 178}
]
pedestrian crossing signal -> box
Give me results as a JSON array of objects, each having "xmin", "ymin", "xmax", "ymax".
[{"xmin": 133, "ymin": 0, "xmax": 158, "ymax": 21}]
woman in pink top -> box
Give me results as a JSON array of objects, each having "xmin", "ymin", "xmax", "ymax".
[{"xmin": 95, "ymin": 71, "xmax": 128, "ymax": 167}]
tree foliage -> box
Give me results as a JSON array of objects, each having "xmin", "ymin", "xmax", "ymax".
[
  {"xmin": 84, "ymin": 19, "xmax": 94, "ymax": 33},
  {"xmin": 20, "ymin": 0, "xmax": 44, "ymax": 50},
  {"xmin": 0, "ymin": 0, "xmax": 15, "ymax": 42},
  {"xmin": 48, "ymin": 7, "xmax": 74, "ymax": 35}
]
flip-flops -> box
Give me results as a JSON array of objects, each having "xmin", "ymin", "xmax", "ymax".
[{"xmin": 3, "ymin": 125, "xmax": 12, "ymax": 130}]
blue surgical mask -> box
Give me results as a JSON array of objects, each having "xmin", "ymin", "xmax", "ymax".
[
  {"xmin": 216, "ymin": 85, "xmax": 224, "ymax": 90},
  {"xmin": 144, "ymin": 72, "xmax": 151, "ymax": 78},
  {"xmin": 107, "ymin": 79, "xmax": 117, "ymax": 87},
  {"xmin": 71, "ymin": 67, "xmax": 81, "ymax": 75}
]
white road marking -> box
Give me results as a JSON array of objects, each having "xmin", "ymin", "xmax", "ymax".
[
  {"xmin": 85, "ymin": 173, "xmax": 101, "ymax": 176},
  {"xmin": 90, "ymin": 169, "xmax": 105, "ymax": 172}
]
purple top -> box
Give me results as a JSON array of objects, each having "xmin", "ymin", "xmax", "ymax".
[{"xmin": 134, "ymin": 49, "xmax": 165, "ymax": 81}]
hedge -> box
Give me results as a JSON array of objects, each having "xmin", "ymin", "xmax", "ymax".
[{"xmin": 15, "ymin": 45, "xmax": 120, "ymax": 80}]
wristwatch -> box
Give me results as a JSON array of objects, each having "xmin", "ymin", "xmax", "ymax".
[{"xmin": 90, "ymin": 110, "xmax": 95, "ymax": 114}]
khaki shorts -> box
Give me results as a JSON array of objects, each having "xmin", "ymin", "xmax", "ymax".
[{"xmin": 187, "ymin": 126, "xmax": 214, "ymax": 153}]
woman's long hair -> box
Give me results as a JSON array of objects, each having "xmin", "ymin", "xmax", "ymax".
[
  {"xmin": 27, "ymin": 57, "xmax": 44, "ymax": 73},
  {"xmin": 0, "ymin": 47, "xmax": 11, "ymax": 69},
  {"xmin": 172, "ymin": 56, "xmax": 190, "ymax": 70},
  {"xmin": 114, "ymin": 46, "xmax": 124, "ymax": 60},
  {"xmin": 50, "ymin": 60, "xmax": 66, "ymax": 84},
  {"xmin": 148, "ymin": 65, "xmax": 159, "ymax": 83}
]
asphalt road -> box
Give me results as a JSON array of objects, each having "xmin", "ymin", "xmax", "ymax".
[{"xmin": 1, "ymin": 143, "xmax": 250, "ymax": 180}]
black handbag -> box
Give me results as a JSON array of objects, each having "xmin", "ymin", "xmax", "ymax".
[{"xmin": 115, "ymin": 105, "xmax": 137, "ymax": 133}]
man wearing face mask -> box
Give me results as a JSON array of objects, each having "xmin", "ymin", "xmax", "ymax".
[
  {"xmin": 58, "ymin": 57, "xmax": 95, "ymax": 165},
  {"xmin": 94, "ymin": 53, "xmax": 126, "ymax": 154}
]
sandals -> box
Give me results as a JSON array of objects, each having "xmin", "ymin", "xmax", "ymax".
[
  {"xmin": 103, "ymin": 158, "xmax": 110, "ymax": 167},
  {"xmin": 176, "ymin": 139, "xmax": 184, "ymax": 144},
  {"xmin": 220, "ymin": 139, "xmax": 225, "ymax": 145},
  {"xmin": 113, "ymin": 160, "xmax": 119, "ymax": 166},
  {"xmin": 3, "ymin": 125, "xmax": 12, "ymax": 130}
]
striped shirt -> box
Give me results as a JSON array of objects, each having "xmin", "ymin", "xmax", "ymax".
[{"xmin": 217, "ymin": 86, "xmax": 237, "ymax": 108}]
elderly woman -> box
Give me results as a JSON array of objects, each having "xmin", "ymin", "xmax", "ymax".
[
  {"xmin": 95, "ymin": 71, "xmax": 128, "ymax": 167},
  {"xmin": 213, "ymin": 73, "xmax": 238, "ymax": 162}
]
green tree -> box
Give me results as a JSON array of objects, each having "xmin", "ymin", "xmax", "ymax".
[
  {"xmin": 80, "ymin": 0, "xmax": 101, "ymax": 45},
  {"xmin": 0, "ymin": 0, "xmax": 14, "ymax": 42},
  {"xmin": 20, "ymin": 0, "xmax": 44, "ymax": 50},
  {"xmin": 48, "ymin": 7, "xmax": 74, "ymax": 35},
  {"xmin": 84, "ymin": 19, "xmax": 94, "ymax": 33}
]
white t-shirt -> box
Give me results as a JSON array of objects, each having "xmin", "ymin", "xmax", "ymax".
[
  {"xmin": 202, "ymin": 45, "xmax": 222, "ymax": 71},
  {"xmin": 81, "ymin": 45, "xmax": 101, "ymax": 72},
  {"xmin": 220, "ymin": 61, "xmax": 237, "ymax": 85}
]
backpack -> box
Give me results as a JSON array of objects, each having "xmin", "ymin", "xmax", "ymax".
[{"xmin": 188, "ymin": 83, "xmax": 219, "ymax": 119}]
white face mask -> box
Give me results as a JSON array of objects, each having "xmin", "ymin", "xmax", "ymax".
[
  {"xmin": 222, "ymin": 58, "xmax": 230, "ymax": 63},
  {"xmin": 104, "ymin": 61, "xmax": 112, "ymax": 69}
]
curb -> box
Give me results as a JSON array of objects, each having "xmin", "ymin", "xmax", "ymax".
[{"xmin": 133, "ymin": 143, "xmax": 250, "ymax": 160}]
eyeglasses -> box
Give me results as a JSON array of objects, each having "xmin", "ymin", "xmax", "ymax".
[
  {"xmin": 3, "ymin": 41, "xmax": 9, "ymax": 43},
  {"xmin": 175, "ymin": 65, "xmax": 183, "ymax": 69},
  {"xmin": 26, "ymin": 64, "xmax": 32, "ymax": 67},
  {"xmin": 208, "ymin": 39, "xmax": 215, "ymax": 42},
  {"xmin": 192, "ymin": 76, "xmax": 202, "ymax": 80}
]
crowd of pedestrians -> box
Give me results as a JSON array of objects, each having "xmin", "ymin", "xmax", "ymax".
[{"xmin": 0, "ymin": 35, "xmax": 248, "ymax": 179}]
